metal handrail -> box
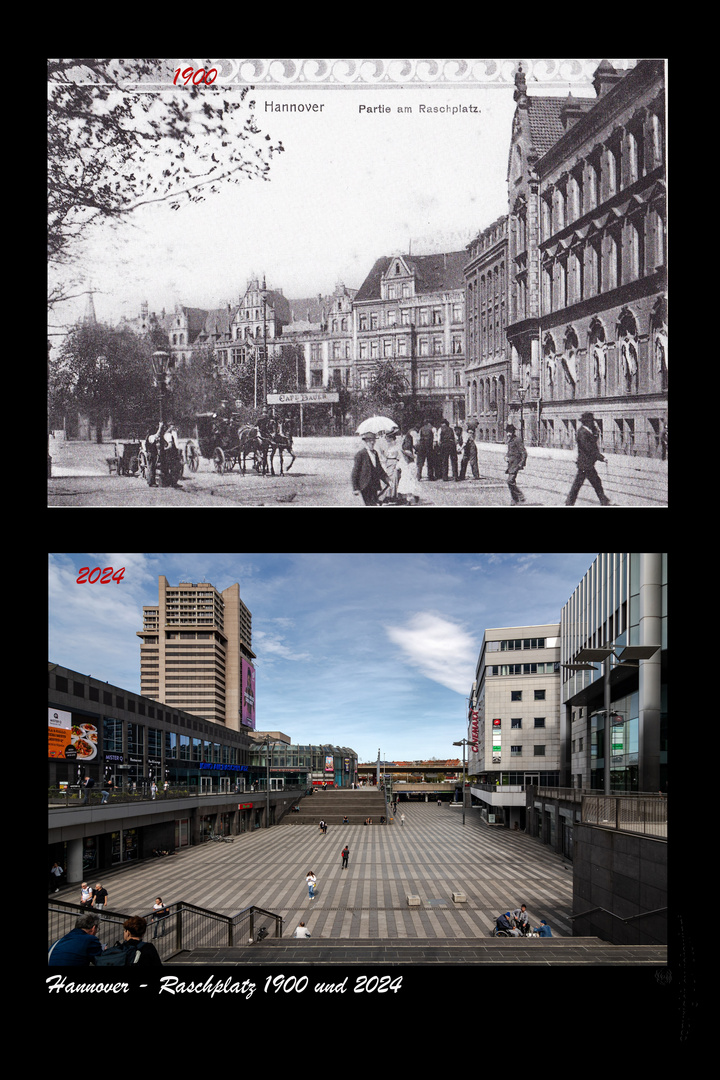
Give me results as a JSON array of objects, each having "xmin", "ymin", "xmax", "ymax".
[
  {"xmin": 48, "ymin": 898, "xmax": 284, "ymax": 960},
  {"xmin": 570, "ymin": 905, "xmax": 667, "ymax": 924}
]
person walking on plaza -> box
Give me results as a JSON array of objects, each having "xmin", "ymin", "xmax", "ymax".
[
  {"xmin": 92, "ymin": 883, "xmax": 109, "ymax": 918},
  {"xmin": 306, "ymin": 871, "xmax": 317, "ymax": 899},
  {"xmin": 82, "ymin": 775, "xmax": 94, "ymax": 804},
  {"xmin": 505, "ymin": 424, "xmax": 527, "ymax": 505},
  {"xmin": 49, "ymin": 861, "xmax": 64, "ymax": 892},
  {"xmin": 352, "ymin": 432, "xmax": 389, "ymax": 505},
  {"xmin": 378, "ymin": 431, "xmax": 402, "ymax": 501},
  {"xmin": 458, "ymin": 426, "xmax": 480, "ymax": 480},
  {"xmin": 151, "ymin": 897, "xmax": 170, "ymax": 938},
  {"xmin": 400, "ymin": 813, "xmax": 405, "ymax": 826},
  {"xmin": 565, "ymin": 412, "xmax": 612, "ymax": 506},
  {"xmin": 341, "ymin": 845, "xmax": 349, "ymax": 869},
  {"xmin": 80, "ymin": 882, "xmax": 93, "ymax": 909}
]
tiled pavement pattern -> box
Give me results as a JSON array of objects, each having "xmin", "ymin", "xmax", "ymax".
[{"xmin": 55, "ymin": 800, "xmax": 576, "ymax": 939}]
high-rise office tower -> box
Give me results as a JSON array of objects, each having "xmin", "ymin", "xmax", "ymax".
[{"xmin": 137, "ymin": 576, "xmax": 256, "ymax": 730}]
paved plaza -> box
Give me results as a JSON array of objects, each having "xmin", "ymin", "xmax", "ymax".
[
  {"xmin": 47, "ymin": 435, "xmax": 667, "ymax": 507},
  {"xmin": 53, "ymin": 800, "xmax": 574, "ymax": 939}
]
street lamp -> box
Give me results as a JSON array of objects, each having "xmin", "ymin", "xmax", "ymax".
[
  {"xmin": 517, "ymin": 384, "xmax": 527, "ymax": 443},
  {"xmin": 261, "ymin": 277, "xmax": 268, "ymax": 408},
  {"xmin": 151, "ymin": 350, "xmax": 171, "ymax": 424},
  {"xmin": 563, "ymin": 643, "xmax": 660, "ymax": 795},
  {"xmin": 453, "ymin": 739, "xmax": 470, "ymax": 825}
]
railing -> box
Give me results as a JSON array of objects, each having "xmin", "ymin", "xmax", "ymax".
[
  {"xmin": 570, "ymin": 905, "xmax": 668, "ymax": 925},
  {"xmin": 48, "ymin": 900, "xmax": 283, "ymax": 963},
  {"xmin": 581, "ymin": 794, "xmax": 667, "ymax": 837},
  {"xmin": 48, "ymin": 784, "xmax": 305, "ymax": 809}
]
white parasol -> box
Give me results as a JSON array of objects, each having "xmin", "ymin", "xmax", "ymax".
[{"xmin": 356, "ymin": 416, "xmax": 399, "ymax": 436}]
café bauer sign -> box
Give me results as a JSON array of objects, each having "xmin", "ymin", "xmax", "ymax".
[{"xmin": 267, "ymin": 392, "xmax": 339, "ymax": 404}]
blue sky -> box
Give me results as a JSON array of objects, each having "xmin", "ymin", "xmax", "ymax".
[{"xmin": 48, "ymin": 553, "xmax": 597, "ymax": 762}]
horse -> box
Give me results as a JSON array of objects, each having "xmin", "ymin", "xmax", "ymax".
[
  {"xmin": 268, "ymin": 433, "xmax": 295, "ymax": 475},
  {"xmin": 237, "ymin": 425, "xmax": 267, "ymax": 475}
]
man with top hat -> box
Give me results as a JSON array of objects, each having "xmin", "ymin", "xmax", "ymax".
[
  {"xmin": 352, "ymin": 432, "xmax": 389, "ymax": 505},
  {"xmin": 505, "ymin": 424, "xmax": 527, "ymax": 504},
  {"xmin": 565, "ymin": 412, "xmax": 612, "ymax": 506}
]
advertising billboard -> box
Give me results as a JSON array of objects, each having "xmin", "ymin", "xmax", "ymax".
[
  {"xmin": 49, "ymin": 707, "xmax": 98, "ymax": 761},
  {"xmin": 241, "ymin": 659, "xmax": 256, "ymax": 729}
]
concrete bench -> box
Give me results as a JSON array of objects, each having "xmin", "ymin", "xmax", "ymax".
[{"xmin": 407, "ymin": 895, "xmax": 421, "ymax": 907}]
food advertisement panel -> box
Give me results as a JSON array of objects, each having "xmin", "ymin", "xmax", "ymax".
[{"xmin": 48, "ymin": 707, "xmax": 98, "ymax": 761}]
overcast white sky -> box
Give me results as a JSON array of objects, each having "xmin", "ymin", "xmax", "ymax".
[
  {"xmin": 48, "ymin": 552, "xmax": 598, "ymax": 763},
  {"xmin": 48, "ymin": 59, "xmax": 639, "ymax": 337}
]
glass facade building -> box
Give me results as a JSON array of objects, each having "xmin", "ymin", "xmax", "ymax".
[{"xmin": 560, "ymin": 553, "xmax": 667, "ymax": 792}]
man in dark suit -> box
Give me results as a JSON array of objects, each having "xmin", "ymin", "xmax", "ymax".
[
  {"xmin": 352, "ymin": 433, "xmax": 389, "ymax": 505},
  {"xmin": 565, "ymin": 412, "xmax": 612, "ymax": 506}
]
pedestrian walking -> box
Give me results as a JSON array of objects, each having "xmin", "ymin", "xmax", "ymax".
[
  {"xmin": 351, "ymin": 432, "xmax": 390, "ymax": 505},
  {"xmin": 306, "ymin": 871, "xmax": 317, "ymax": 899},
  {"xmin": 341, "ymin": 845, "xmax": 349, "ymax": 869},
  {"xmin": 81, "ymin": 775, "xmax": 94, "ymax": 804},
  {"xmin": 80, "ymin": 882, "xmax": 93, "ymax": 909},
  {"xmin": 505, "ymin": 424, "xmax": 527, "ymax": 504},
  {"xmin": 565, "ymin": 412, "xmax": 612, "ymax": 505},
  {"xmin": 458, "ymin": 426, "xmax": 480, "ymax": 480},
  {"xmin": 400, "ymin": 813, "xmax": 405, "ymax": 826},
  {"xmin": 150, "ymin": 781, "xmax": 158, "ymax": 800},
  {"xmin": 49, "ymin": 862, "xmax": 64, "ymax": 893},
  {"xmin": 92, "ymin": 883, "xmax": 109, "ymax": 918},
  {"xmin": 151, "ymin": 897, "xmax": 170, "ymax": 938},
  {"xmin": 378, "ymin": 431, "xmax": 402, "ymax": 501}
]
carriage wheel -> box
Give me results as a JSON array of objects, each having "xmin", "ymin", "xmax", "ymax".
[
  {"xmin": 213, "ymin": 447, "xmax": 226, "ymax": 474},
  {"xmin": 137, "ymin": 450, "xmax": 149, "ymax": 480}
]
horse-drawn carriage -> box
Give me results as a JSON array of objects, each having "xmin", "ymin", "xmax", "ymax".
[{"xmin": 194, "ymin": 412, "xmax": 295, "ymax": 476}]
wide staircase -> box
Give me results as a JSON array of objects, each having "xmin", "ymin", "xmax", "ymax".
[
  {"xmin": 167, "ymin": 936, "xmax": 667, "ymax": 966},
  {"xmin": 291, "ymin": 787, "xmax": 388, "ymax": 826}
]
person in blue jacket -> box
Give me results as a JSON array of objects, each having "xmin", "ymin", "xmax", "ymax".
[
  {"xmin": 48, "ymin": 913, "xmax": 104, "ymax": 965},
  {"xmin": 534, "ymin": 920, "xmax": 552, "ymax": 936}
]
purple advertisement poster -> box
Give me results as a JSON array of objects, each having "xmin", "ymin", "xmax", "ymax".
[{"xmin": 241, "ymin": 659, "xmax": 256, "ymax": 729}]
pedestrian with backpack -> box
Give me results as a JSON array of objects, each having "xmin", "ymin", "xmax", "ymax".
[
  {"xmin": 341, "ymin": 845, "xmax": 349, "ymax": 869},
  {"xmin": 95, "ymin": 916, "xmax": 162, "ymax": 967}
]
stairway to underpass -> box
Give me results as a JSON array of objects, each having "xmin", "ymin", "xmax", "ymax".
[
  {"xmin": 291, "ymin": 787, "xmax": 388, "ymax": 826},
  {"xmin": 167, "ymin": 936, "xmax": 667, "ymax": 966}
]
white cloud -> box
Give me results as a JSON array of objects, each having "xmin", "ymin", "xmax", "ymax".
[{"xmin": 384, "ymin": 612, "xmax": 478, "ymax": 696}]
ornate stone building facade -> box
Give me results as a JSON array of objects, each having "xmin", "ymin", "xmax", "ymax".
[
  {"xmin": 506, "ymin": 59, "xmax": 666, "ymax": 455},
  {"xmin": 353, "ymin": 252, "xmax": 466, "ymax": 424},
  {"xmin": 464, "ymin": 216, "xmax": 510, "ymax": 442}
]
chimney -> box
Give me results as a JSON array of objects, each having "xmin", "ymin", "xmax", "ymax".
[{"xmin": 592, "ymin": 59, "xmax": 622, "ymax": 98}]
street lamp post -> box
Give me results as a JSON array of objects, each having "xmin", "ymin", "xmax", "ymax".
[
  {"xmin": 151, "ymin": 351, "xmax": 171, "ymax": 424},
  {"xmin": 453, "ymin": 739, "xmax": 469, "ymax": 825}
]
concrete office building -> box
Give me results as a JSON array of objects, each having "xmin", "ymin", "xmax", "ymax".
[
  {"xmin": 467, "ymin": 624, "xmax": 561, "ymax": 829},
  {"xmin": 137, "ymin": 576, "xmax": 255, "ymax": 730}
]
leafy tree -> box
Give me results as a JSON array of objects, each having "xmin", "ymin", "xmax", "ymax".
[
  {"xmin": 48, "ymin": 58, "xmax": 284, "ymax": 306},
  {"xmin": 50, "ymin": 322, "xmax": 157, "ymax": 440}
]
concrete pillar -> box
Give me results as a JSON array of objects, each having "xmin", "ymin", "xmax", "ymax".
[
  {"xmin": 66, "ymin": 838, "xmax": 84, "ymax": 884},
  {"xmin": 638, "ymin": 553, "xmax": 663, "ymax": 792}
]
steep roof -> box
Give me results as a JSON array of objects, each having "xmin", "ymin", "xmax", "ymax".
[{"xmin": 355, "ymin": 251, "xmax": 467, "ymax": 302}]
